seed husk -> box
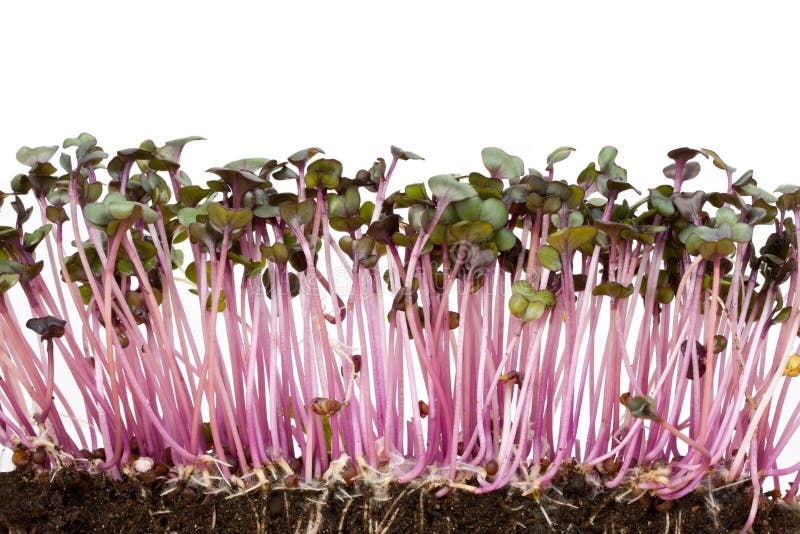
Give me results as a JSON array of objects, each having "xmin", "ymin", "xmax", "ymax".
[
  {"xmin": 289, "ymin": 457, "xmax": 303, "ymax": 473},
  {"xmin": 418, "ymin": 400, "xmax": 429, "ymax": 418},
  {"xmin": 31, "ymin": 447, "xmax": 47, "ymax": 466},
  {"xmin": 499, "ymin": 370, "xmax": 522, "ymax": 387},
  {"xmin": 602, "ymin": 458, "xmax": 621, "ymax": 475},
  {"xmin": 311, "ymin": 397, "xmax": 343, "ymax": 416},
  {"xmin": 11, "ymin": 449, "xmax": 30, "ymax": 469},
  {"xmin": 485, "ymin": 459, "xmax": 499, "ymax": 476},
  {"xmin": 342, "ymin": 461, "xmax": 357, "ymax": 486},
  {"xmin": 655, "ymin": 499, "xmax": 674, "ymax": 513}
]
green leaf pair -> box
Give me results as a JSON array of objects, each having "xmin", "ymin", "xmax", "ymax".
[
  {"xmin": 481, "ymin": 147, "xmax": 524, "ymax": 179},
  {"xmin": 523, "ymin": 176, "xmax": 584, "ymax": 215},
  {"xmin": 340, "ymin": 236, "xmax": 377, "ymax": 268},
  {"xmin": 16, "ymin": 146, "xmax": 59, "ymax": 168},
  {"xmin": 679, "ymin": 205, "xmax": 752, "ymax": 260},
  {"xmin": 83, "ymin": 192, "xmax": 158, "ymax": 232},
  {"xmin": 305, "ymin": 158, "xmax": 342, "ymax": 190},
  {"xmin": 207, "ymin": 202, "xmax": 253, "ymax": 233},
  {"xmin": 547, "ymin": 225, "xmax": 597, "ymax": 255},
  {"xmin": 390, "ymin": 145, "xmax": 424, "ymax": 161},
  {"xmin": 508, "ymin": 280, "xmax": 555, "ymax": 323},
  {"xmin": 261, "ymin": 243, "xmax": 290, "ymax": 265},
  {"xmin": 206, "ymin": 167, "xmax": 269, "ymax": 197},
  {"xmin": 26, "ymin": 315, "xmax": 66, "ymax": 340},
  {"xmin": 592, "ymin": 281, "xmax": 634, "ymax": 299},
  {"xmin": 279, "ymin": 199, "xmax": 317, "ymax": 228},
  {"xmin": 428, "ymin": 175, "xmax": 478, "ymax": 204},
  {"xmin": 627, "ymin": 395, "xmax": 659, "ymax": 421},
  {"xmin": 453, "ymin": 196, "xmax": 508, "ymax": 230}
]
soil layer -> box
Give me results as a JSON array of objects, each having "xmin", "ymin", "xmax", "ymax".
[{"xmin": 0, "ymin": 467, "xmax": 798, "ymax": 533}]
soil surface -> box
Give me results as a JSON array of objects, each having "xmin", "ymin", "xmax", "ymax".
[{"xmin": 0, "ymin": 466, "xmax": 798, "ymax": 533}]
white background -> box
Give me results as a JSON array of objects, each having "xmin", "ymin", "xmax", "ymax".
[
  {"xmin": 1, "ymin": 2, "xmax": 797, "ymax": 189},
  {"xmin": 1, "ymin": 1, "xmax": 799, "ymax": 478}
]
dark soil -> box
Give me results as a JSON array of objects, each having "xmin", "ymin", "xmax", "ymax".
[{"xmin": 0, "ymin": 466, "xmax": 798, "ymax": 533}]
